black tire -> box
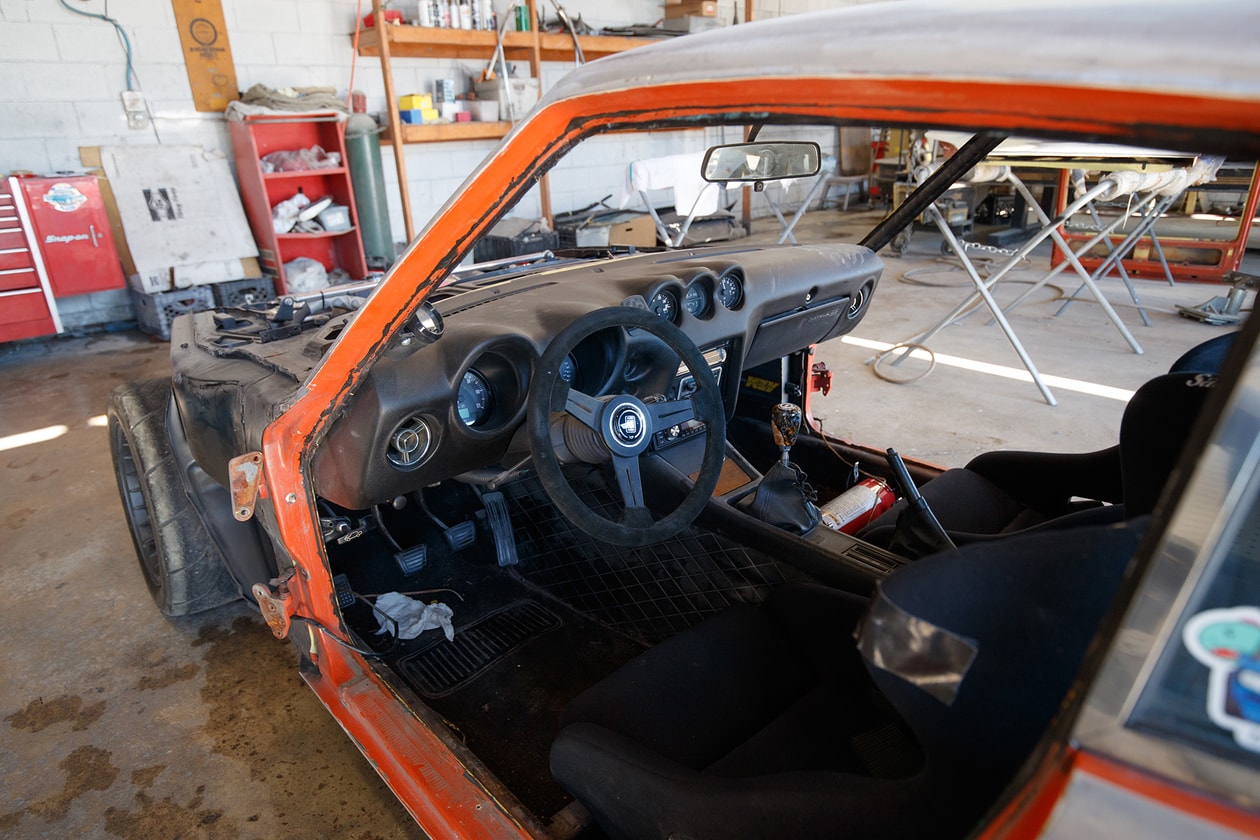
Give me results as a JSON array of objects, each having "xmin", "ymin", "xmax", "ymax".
[{"xmin": 108, "ymin": 379, "xmax": 241, "ymax": 617}]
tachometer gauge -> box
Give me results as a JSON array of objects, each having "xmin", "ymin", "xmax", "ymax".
[
  {"xmin": 457, "ymin": 370, "xmax": 492, "ymax": 426},
  {"xmin": 558, "ymin": 354, "xmax": 578, "ymax": 384},
  {"xmin": 717, "ymin": 273, "xmax": 744, "ymax": 310},
  {"xmin": 648, "ymin": 289, "xmax": 678, "ymax": 323}
]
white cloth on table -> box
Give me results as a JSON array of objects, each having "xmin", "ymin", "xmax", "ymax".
[{"xmin": 620, "ymin": 152, "xmax": 720, "ymax": 217}]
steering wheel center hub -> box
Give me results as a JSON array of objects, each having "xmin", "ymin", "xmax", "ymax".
[{"xmin": 605, "ymin": 398, "xmax": 651, "ymax": 454}]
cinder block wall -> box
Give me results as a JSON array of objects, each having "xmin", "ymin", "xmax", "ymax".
[{"xmin": 1, "ymin": 0, "xmax": 849, "ymax": 254}]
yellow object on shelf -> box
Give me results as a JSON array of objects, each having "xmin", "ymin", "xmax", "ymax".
[{"xmin": 398, "ymin": 93, "xmax": 433, "ymax": 111}]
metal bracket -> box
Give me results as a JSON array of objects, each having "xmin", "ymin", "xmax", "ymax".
[
  {"xmin": 228, "ymin": 451, "xmax": 265, "ymax": 521},
  {"xmin": 252, "ymin": 572, "xmax": 296, "ymax": 639}
]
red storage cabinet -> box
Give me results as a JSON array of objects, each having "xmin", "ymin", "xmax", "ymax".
[
  {"xmin": 0, "ymin": 178, "xmax": 58, "ymax": 342},
  {"xmin": 16, "ymin": 176, "xmax": 126, "ymax": 297},
  {"xmin": 230, "ymin": 113, "xmax": 368, "ymax": 294}
]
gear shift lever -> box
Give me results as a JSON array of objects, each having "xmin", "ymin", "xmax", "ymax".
[
  {"xmin": 772, "ymin": 402, "xmax": 802, "ymax": 465},
  {"xmin": 737, "ymin": 402, "xmax": 819, "ymax": 533}
]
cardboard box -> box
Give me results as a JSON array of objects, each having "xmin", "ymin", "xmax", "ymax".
[
  {"xmin": 399, "ymin": 93, "xmax": 433, "ymax": 111},
  {"xmin": 573, "ymin": 212, "xmax": 657, "ymax": 248},
  {"xmin": 94, "ymin": 145, "xmax": 260, "ymax": 293},
  {"xmin": 661, "ymin": 14, "xmax": 721, "ymax": 31},
  {"xmin": 473, "ymin": 78, "xmax": 540, "ymax": 120},
  {"xmin": 399, "ymin": 108, "xmax": 441, "ymax": 124},
  {"xmin": 664, "ymin": 0, "xmax": 717, "ymax": 18}
]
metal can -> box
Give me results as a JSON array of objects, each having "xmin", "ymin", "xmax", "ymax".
[
  {"xmin": 819, "ymin": 477, "xmax": 896, "ymax": 535},
  {"xmin": 515, "ymin": 4, "xmax": 530, "ymax": 30}
]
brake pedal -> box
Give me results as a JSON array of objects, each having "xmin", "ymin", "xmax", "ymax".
[{"xmin": 444, "ymin": 520, "xmax": 477, "ymax": 551}]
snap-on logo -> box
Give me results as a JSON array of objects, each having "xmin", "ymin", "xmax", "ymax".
[{"xmin": 45, "ymin": 233, "xmax": 90, "ymax": 244}]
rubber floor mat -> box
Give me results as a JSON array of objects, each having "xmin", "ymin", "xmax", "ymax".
[
  {"xmin": 503, "ymin": 472, "xmax": 804, "ymax": 644},
  {"xmin": 396, "ymin": 600, "xmax": 561, "ymax": 698}
]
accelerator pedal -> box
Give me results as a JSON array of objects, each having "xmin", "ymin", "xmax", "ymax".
[{"xmin": 481, "ymin": 490, "xmax": 518, "ymax": 567}]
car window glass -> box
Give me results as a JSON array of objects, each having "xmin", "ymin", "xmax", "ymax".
[{"xmin": 1128, "ymin": 468, "xmax": 1260, "ymax": 769}]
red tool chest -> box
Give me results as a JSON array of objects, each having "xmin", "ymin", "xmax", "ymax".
[{"xmin": 0, "ymin": 175, "xmax": 127, "ymax": 343}]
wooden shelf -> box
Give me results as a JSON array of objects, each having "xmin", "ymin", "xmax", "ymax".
[
  {"xmin": 276, "ymin": 227, "xmax": 359, "ymax": 241},
  {"xmin": 385, "ymin": 121, "xmax": 512, "ymax": 144},
  {"xmin": 361, "ymin": 0, "xmax": 663, "ymax": 240},
  {"xmin": 357, "ymin": 25, "xmax": 663, "ymax": 63},
  {"xmin": 263, "ymin": 167, "xmax": 351, "ymax": 180}
]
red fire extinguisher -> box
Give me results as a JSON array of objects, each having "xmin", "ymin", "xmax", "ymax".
[{"xmin": 819, "ymin": 477, "xmax": 896, "ymax": 535}]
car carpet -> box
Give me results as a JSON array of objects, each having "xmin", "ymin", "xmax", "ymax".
[{"xmin": 329, "ymin": 469, "xmax": 803, "ymax": 820}]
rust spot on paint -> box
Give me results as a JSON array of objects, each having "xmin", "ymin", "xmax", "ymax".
[
  {"xmin": 5, "ymin": 694, "xmax": 105, "ymax": 733},
  {"xmin": 29, "ymin": 745, "xmax": 119, "ymax": 820}
]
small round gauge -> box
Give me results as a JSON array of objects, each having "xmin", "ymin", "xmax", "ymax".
[
  {"xmin": 717, "ymin": 272, "xmax": 744, "ymax": 310},
  {"xmin": 386, "ymin": 416, "xmax": 433, "ymax": 469},
  {"xmin": 558, "ymin": 354, "xmax": 578, "ymax": 384},
  {"xmin": 684, "ymin": 283, "xmax": 710, "ymax": 318},
  {"xmin": 648, "ymin": 289, "xmax": 679, "ymax": 323},
  {"xmin": 456, "ymin": 370, "xmax": 492, "ymax": 427}
]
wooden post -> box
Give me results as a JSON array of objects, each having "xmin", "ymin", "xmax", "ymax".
[{"xmin": 374, "ymin": 0, "xmax": 416, "ymax": 242}]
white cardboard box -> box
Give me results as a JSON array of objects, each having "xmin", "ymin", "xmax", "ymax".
[
  {"xmin": 99, "ymin": 145, "xmax": 259, "ymax": 293},
  {"xmin": 473, "ymin": 78, "xmax": 541, "ymax": 121}
]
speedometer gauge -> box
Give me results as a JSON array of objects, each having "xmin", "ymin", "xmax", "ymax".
[{"xmin": 457, "ymin": 370, "xmax": 492, "ymax": 426}]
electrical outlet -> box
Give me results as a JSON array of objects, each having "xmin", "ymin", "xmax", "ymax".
[{"xmin": 120, "ymin": 91, "xmax": 149, "ymax": 130}]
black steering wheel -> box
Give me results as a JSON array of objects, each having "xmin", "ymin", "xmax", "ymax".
[{"xmin": 527, "ymin": 306, "xmax": 727, "ymax": 547}]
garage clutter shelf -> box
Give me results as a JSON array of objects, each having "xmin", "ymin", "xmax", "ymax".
[
  {"xmin": 230, "ymin": 113, "xmax": 368, "ymax": 295},
  {"xmin": 357, "ymin": 0, "xmax": 663, "ymax": 240}
]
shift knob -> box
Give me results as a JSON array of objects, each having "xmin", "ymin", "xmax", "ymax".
[{"xmin": 771, "ymin": 402, "xmax": 802, "ymax": 463}]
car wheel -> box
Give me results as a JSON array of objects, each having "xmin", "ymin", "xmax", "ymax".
[{"xmin": 107, "ymin": 379, "xmax": 240, "ymax": 617}]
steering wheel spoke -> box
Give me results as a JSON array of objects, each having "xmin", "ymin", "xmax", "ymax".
[
  {"xmin": 611, "ymin": 453, "xmax": 647, "ymax": 509},
  {"xmin": 563, "ymin": 386, "xmax": 604, "ymax": 431},
  {"xmin": 647, "ymin": 397, "xmax": 698, "ymax": 430}
]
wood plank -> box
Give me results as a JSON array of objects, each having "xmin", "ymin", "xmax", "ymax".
[
  {"xmin": 357, "ymin": 25, "xmax": 662, "ymax": 63},
  {"xmin": 170, "ymin": 0, "xmax": 240, "ymax": 112},
  {"xmin": 383, "ymin": 122, "xmax": 512, "ymax": 144}
]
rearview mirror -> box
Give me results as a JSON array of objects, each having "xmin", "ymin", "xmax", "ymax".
[{"xmin": 701, "ymin": 141, "xmax": 821, "ymax": 182}]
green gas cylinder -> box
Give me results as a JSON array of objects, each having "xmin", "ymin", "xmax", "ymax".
[{"xmin": 345, "ymin": 113, "xmax": 395, "ymax": 270}]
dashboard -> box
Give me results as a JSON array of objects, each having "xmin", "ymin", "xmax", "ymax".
[{"xmin": 310, "ymin": 243, "xmax": 883, "ymax": 510}]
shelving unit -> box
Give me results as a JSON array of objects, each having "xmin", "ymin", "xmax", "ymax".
[
  {"xmin": 359, "ymin": 0, "xmax": 663, "ymax": 240},
  {"xmin": 229, "ymin": 113, "xmax": 369, "ymax": 295}
]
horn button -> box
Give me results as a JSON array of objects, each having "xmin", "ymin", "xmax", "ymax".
[{"xmin": 602, "ymin": 397, "xmax": 652, "ymax": 456}]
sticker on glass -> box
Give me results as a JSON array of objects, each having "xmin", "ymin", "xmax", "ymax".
[
  {"xmin": 1183, "ymin": 606, "xmax": 1260, "ymax": 753},
  {"xmin": 41, "ymin": 182, "xmax": 88, "ymax": 213}
]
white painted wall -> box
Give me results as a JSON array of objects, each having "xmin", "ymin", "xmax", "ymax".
[{"xmin": 0, "ymin": 0, "xmax": 857, "ymax": 253}]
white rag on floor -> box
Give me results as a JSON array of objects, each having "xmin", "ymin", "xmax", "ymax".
[
  {"xmin": 373, "ymin": 592, "xmax": 455, "ymax": 641},
  {"xmin": 620, "ymin": 152, "xmax": 720, "ymax": 217}
]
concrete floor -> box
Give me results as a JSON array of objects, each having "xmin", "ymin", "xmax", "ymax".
[{"xmin": 0, "ymin": 208, "xmax": 1250, "ymax": 838}]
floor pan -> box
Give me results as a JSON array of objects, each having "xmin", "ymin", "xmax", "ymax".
[
  {"xmin": 503, "ymin": 472, "xmax": 805, "ymax": 644},
  {"xmin": 396, "ymin": 600, "xmax": 562, "ymax": 698}
]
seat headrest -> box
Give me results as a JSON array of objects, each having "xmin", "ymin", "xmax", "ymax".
[{"xmin": 1120, "ymin": 372, "xmax": 1216, "ymax": 517}]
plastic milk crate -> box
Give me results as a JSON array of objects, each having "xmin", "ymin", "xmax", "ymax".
[
  {"xmin": 129, "ymin": 287, "xmax": 215, "ymax": 341},
  {"xmin": 211, "ymin": 277, "xmax": 276, "ymax": 309}
]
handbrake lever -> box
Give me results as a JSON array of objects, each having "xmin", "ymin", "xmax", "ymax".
[{"xmin": 884, "ymin": 448, "xmax": 956, "ymax": 558}]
